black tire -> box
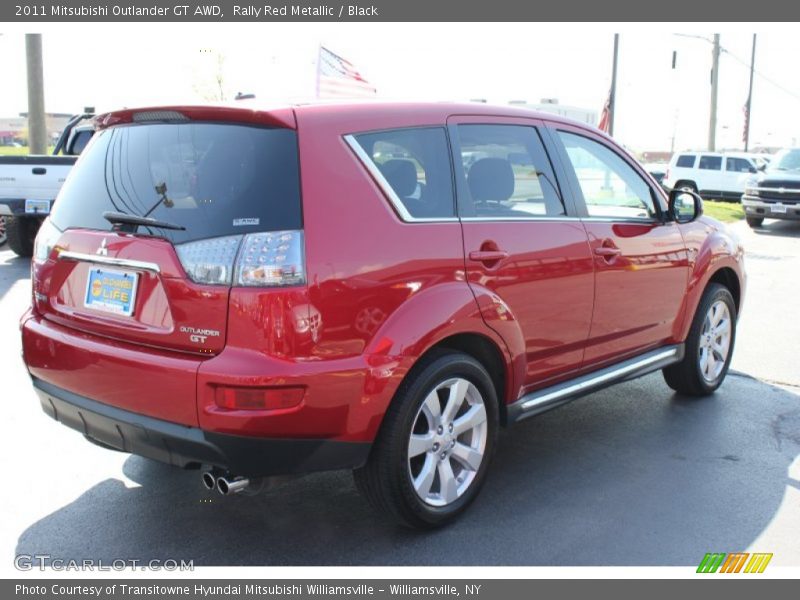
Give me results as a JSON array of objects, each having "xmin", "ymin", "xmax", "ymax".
[
  {"xmin": 6, "ymin": 216, "xmax": 40, "ymax": 257},
  {"xmin": 354, "ymin": 351, "xmax": 499, "ymax": 529},
  {"xmin": 746, "ymin": 216, "xmax": 764, "ymax": 228},
  {"xmin": 663, "ymin": 283, "xmax": 736, "ymax": 396},
  {"xmin": 0, "ymin": 216, "xmax": 6, "ymax": 246}
]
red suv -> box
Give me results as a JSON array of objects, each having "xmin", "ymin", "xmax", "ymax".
[{"xmin": 21, "ymin": 102, "xmax": 745, "ymax": 528}]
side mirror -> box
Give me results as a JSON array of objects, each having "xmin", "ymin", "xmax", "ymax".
[
  {"xmin": 749, "ymin": 166, "xmax": 758, "ymax": 174},
  {"xmin": 758, "ymin": 163, "xmax": 767, "ymax": 171},
  {"xmin": 668, "ymin": 188, "xmax": 703, "ymax": 223}
]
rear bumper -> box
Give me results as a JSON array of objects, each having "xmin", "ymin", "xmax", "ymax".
[
  {"xmin": 742, "ymin": 196, "xmax": 800, "ymax": 220},
  {"xmin": 33, "ymin": 377, "xmax": 371, "ymax": 477},
  {"xmin": 0, "ymin": 199, "xmax": 50, "ymax": 217}
]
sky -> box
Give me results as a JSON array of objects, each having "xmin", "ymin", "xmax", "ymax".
[{"xmin": 2, "ymin": 23, "xmax": 800, "ymax": 152}]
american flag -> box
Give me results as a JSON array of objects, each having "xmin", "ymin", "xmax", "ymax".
[
  {"xmin": 316, "ymin": 46, "xmax": 377, "ymax": 99},
  {"xmin": 598, "ymin": 91, "xmax": 611, "ymax": 133}
]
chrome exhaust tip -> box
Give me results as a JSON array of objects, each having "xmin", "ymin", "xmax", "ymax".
[
  {"xmin": 216, "ymin": 476, "xmax": 250, "ymax": 496},
  {"xmin": 201, "ymin": 471, "xmax": 217, "ymax": 491}
]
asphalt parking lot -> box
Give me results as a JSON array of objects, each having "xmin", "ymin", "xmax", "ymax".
[{"xmin": 1, "ymin": 219, "xmax": 798, "ymax": 568}]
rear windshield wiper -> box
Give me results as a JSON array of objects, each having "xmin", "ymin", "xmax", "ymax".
[{"xmin": 103, "ymin": 211, "xmax": 186, "ymax": 233}]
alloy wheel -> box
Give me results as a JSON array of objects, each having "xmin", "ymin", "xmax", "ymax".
[
  {"xmin": 698, "ymin": 300, "xmax": 732, "ymax": 382},
  {"xmin": 407, "ymin": 377, "xmax": 488, "ymax": 507}
]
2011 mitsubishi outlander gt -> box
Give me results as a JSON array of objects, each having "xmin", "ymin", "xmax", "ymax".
[{"xmin": 21, "ymin": 102, "xmax": 745, "ymax": 528}]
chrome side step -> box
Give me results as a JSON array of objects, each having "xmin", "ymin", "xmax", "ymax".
[{"xmin": 507, "ymin": 345, "xmax": 684, "ymax": 424}]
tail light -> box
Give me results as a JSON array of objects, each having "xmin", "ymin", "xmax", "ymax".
[
  {"xmin": 664, "ymin": 168, "xmax": 670, "ymax": 181},
  {"xmin": 176, "ymin": 230, "xmax": 305, "ymax": 287}
]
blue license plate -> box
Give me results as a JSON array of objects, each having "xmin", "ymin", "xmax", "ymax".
[{"xmin": 84, "ymin": 268, "xmax": 138, "ymax": 316}]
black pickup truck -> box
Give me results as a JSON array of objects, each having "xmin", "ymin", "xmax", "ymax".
[{"xmin": 742, "ymin": 147, "xmax": 800, "ymax": 228}]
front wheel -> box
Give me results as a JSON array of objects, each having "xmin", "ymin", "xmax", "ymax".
[
  {"xmin": 354, "ymin": 351, "xmax": 498, "ymax": 529},
  {"xmin": 663, "ymin": 283, "xmax": 736, "ymax": 396},
  {"xmin": 746, "ymin": 216, "xmax": 764, "ymax": 228}
]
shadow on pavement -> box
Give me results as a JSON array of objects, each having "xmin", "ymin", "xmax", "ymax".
[
  {"xmin": 15, "ymin": 373, "xmax": 800, "ymax": 566},
  {"xmin": 750, "ymin": 220, "xmax": 800, "ymax": 238},
  {"xmin": 0, "ymin": 250, "xmax": 31, "ymax": 304}
]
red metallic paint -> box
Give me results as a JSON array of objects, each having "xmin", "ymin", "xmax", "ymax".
[{"xmin": 21, "ymin": 101, "xmax": 745, "ymax": 451}]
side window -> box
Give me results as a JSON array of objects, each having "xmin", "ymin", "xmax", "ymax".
[
  {"xmin": 351, "ymin": 127, "xmax": 454, "ymax": 219},
  {"xmin": 698, "ymin": 155, "xmax": 722, "ymax": 170},
  {"xmin": 726, "ymin": 157, "xmax": 754, "ymax": 173},
  {"xmin": 676, "ymin": 154, "xmax": 696, "ymax": 168},
  {"xmin": 557, "ymin": 131, "xmax": 656, "ymax": 220},
  {"xmin": 454, "ymin": 124, "xmax": 564, "ymax": 218}
]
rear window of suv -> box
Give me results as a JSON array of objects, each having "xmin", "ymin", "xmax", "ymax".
[
  {"xmin": 676, "ymin": 154, "xmax": 695, "ymax": 168},
  {"xmin": 49, "ymin": 122, "xmax": 302, "ymax": 244}
]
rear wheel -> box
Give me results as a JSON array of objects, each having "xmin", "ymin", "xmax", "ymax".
[
  {"xmin": 0, "ymin": 216, "xmax": 7, "ymax": 246},
  {"xmin": 663, "ymin": 283, "xmax": 736, "ymax": 396},
  {"xmin": 354, "ymin": 351, "xmax": 498, "ymax": 529},
  {"xmin": 746, "ymin": 216, "xmax": 764, "ymax": 228},
  {"xmin": 6, "ymin": 216, "xmax": 39, "ymax": 257}
]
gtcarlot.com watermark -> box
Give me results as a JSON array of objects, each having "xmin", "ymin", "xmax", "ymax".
[{"xmin": 15, "ymin": 554, "xmax": 194, "ymax": 571}]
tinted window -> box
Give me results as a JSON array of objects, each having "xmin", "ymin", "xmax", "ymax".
[
  {"xmin": 50, "ymin": 123, "xmax": 301, "ymax": 244},
  {"xmin": 769, "ymin": 148, "xmax": 800, "ymax": 172},
  {"xmin": 455, "ymin": 124, "xmax": 563, "ymax": 218},
  {"xmin": 558, "ymin": 131, "xmax": 656, "ymax": 220},
  {"xmin": 698, "ymin": 155, "xmax": 722, "ymax": 170},
  {"xmin": 353, "ymin": 127, "xmax": 454, "ymax": 219},
  {"xmin": 676, "ymin": 154, "xmax": 696, "ymax": 168},
  {"xmin": 726, "ymin": 157, "xmax": 754, "ymax": 172}
]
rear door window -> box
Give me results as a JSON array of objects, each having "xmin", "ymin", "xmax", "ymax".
[
  {"xmin": 350, "ymin": 127, "xmax": 455, "ymax": 220},
  {"xmin": 726, "ymin": 157, "xmax": 754, "ymax": 172},
  {"xmin": 50, "ymin": 123, "xmax": 302, "ymax": 243},
  {"xmin": 698, "ymin": 155, "xmax": 722, "ymax": 170},
  {"xmin": 676, "ymin": 154, "xmax": 696, "ymax": 168}
]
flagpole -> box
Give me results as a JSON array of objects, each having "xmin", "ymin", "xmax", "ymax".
[{"xmin": 608, "ymin": 33, "xmax": 619, "ymax": 137}]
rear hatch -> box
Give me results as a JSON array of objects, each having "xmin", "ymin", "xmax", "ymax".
[{"xmin": 34, "ymin": 112, "xmax": 303, "ymax": 358}]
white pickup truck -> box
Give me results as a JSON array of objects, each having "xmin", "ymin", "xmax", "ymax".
[{"xmin": 0, "ymin": 115, "xmax": 94, "ymax": 256}]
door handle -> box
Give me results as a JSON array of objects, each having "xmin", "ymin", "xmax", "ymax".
[
  {"xmin": 32, "ymin": 167, "xmax": 46, "ymax": 175},
  {"xmin": 469, "ymin": 250, "xmax": 509, "ymax": 263},
  {"xmin": 594, "ymin": 247, "xmax": 621, "ymax": 257}
]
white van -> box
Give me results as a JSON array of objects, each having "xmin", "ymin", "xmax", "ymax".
[{"xmin": 662, "ymin": 151, "xmax": 761, "ymax": 200}]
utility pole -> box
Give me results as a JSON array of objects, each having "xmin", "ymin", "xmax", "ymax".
[
  {"xmin": 608, "ymin": 33, "xmax": 619, "ymax": 137},
  {"xmin": 708, "ymin": 33, "xmax": 720, "ymax": 151},
  {"xmin": 25, "ymin": 34, "xmax": 47, "ymax": 155},
  {"xmin": 744, "ymin": 34, "xmax": 757, "ymax": 151}
]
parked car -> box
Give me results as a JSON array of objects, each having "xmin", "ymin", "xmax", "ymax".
[
  {"xmin": 662, "ymin": 151, "xmax": 761, "ymax": 200},
  {"xmin": 742, "ymin": 147, "xmax": 800, "ymax": 227},
  {"xmin": 21, "ymin": 102, "xmax": 745, "ymax": 529},
  {"xmin": 0, "ymin": 113, "xmax": 94, "ymax": 257}
]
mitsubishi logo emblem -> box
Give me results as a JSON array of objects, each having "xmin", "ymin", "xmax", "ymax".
[{"xmin": 96, "ymin": 238, "xmax": 108, "ymax": 256}]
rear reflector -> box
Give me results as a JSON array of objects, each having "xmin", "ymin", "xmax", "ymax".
[{"xmin": 214, "ymin": 386, "xmax": 305, "ymax": 411}]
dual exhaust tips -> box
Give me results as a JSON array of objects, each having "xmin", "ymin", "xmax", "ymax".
[{"xmin": 202, "ymin": 471, "xmax": 249, "ymax": 495}]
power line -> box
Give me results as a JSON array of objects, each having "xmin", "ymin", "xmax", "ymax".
[
  {"xmin": 674, "ymin": 33, "xmax": 800, "ymax": 104},
  {"xmin": 719, "ymin": 48, "xmax": 800, "ymax": 104}
]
